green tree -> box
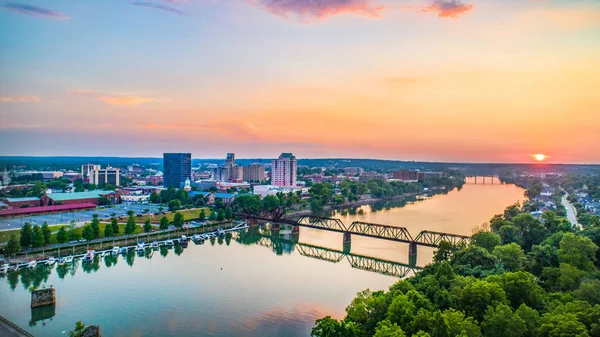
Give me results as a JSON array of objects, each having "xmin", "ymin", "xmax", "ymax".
[
  {"xmin": 125, "ymin": 214, "xmax": 136, "ymax": 234},
  {"xmin": 199, "ymin": 209, "xmax": 206, "ymax": 221},
  {"xmin": 31, "ymin": 225, "xmax": 45, "ymax": 247},
  {"xmin": 472, "ymin": 231, "xmax": 501, "ymax": 252},
  {"xmin": 487, "ymin": 271, "xmax": 546, "ymax": 310},
  {"xmin": 441, "ymin": 309, "xmax": 482, "ymax": 337},
  {"xmin": 69, "ymin": 321, "xmax": 86, "ymax": 337},
  {"xmin": 311, "ymin": 316, "xmax": 344, "ymax": 337},
  {"xmin": 104, "ymin": 222, "xmax": 114, "ymax": 237},
  {"xmin": 539, "ymin": 312, "xmax": 589, "ymax": 337},
  {"xmin": 27, "ymin": 180, "xmax": 47, "ymax": 197},
  {"xmin": 143, "ymin": 219, "xmax": 152, "ymax": 233},
  {"xmin": 56, "ymin": 226, "xmax": 68, "ymax": 243},
  {"xmin": 459, "ymin": 280, "xmax": 508, "ymax": 321},
  {"xmin": 434, "ymin": 241, "xmax": 458, "ymax": 263},
  {"xmin": 515, "ymin": 304, "xmax": 540, "ymax": 337},
  {"xmin": 498, "ymin": 225, "xmax": 522, "ymax": 246},
  {"xmin": 90, "ymin": 214, "xmax": 100, "ymax": 239},
  {"xmin": 111, "ymin": 217, "xmax": 119, "ymax": 235},
  {"xmin": 481, "ymin": 304, "xmax": 527, "ymax": 337},
  {"xmin": 173, "ymin": 212, "xmax": 184, "ymax": 228},
  {"xmin": 149, "ymin": 192, "xmax": 161, "ymax": 204},
  {"xmin": 159, "ymin": 216, "xmax": 170, "ymax": 230},
  {"xmin": 558, "ymin": 233, "xmax": 598, "ymax": 272},
  {"xmin": 20, "ymin": 222, "xmax": 32, "ymax": 248},
  {"xmin": 373, "ymin": 320, "xmax": 406, "ymax": 337},
  {"xmin": 41, "ymin": 222, "xmax": 51, "ymax": 244},
  {"xmin": 6, "ymin": 233, "xmax": 21, "ymax": 255},
  {"xmin": 217, "ymin": 209, "xmax": 225, "ymax": 221},
  {"xmin": 493, "ymin": 243, "xmax": 526, "ymax": 271},
  {"xmin": 225, "ymin": 206, "xmax": 233, "ymax": 219},
  {"xmin": 209, "ymin": 210, "xmax": 217, "ymax": 221},
  {"xmin": 168, "ymin": 199, "xmax": 182, "ymax": 212},
  {"xmin": 82, "ymin": 225, "xmax": 94, "ymax": 241}
]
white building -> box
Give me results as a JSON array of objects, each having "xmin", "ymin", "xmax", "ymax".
[
  {"xmin": 89, "ymin": 167, "xmax": 120, "ymax": 186},
  {"xmin": 253, "ymin": 185, "xmax": 305, "ymax": 198},
  {"xmin": 272, "ymin": 153, "xmax": 297, "ymax": 187}
]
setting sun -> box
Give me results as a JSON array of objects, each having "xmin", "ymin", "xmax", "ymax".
[{"xmin": 533, "ymin": 154, "xmax": 547, "ymax": 161}]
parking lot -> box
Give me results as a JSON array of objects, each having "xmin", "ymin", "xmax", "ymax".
[{"xmin": 0, "ymin": 203, "xmax": 165, "ymax": 230}]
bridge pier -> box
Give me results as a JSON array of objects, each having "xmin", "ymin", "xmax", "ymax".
[
  {"xmin": 343, "ymin": 232, "xmax": 352, "ymax": 254},
  {"xmin": 409, "ymin": 242, "xmax": 417, "ymax": 267},
  {"xmin": 292, "ymin": 225, "xmax": 299, "ymax": 234},
  {"xmin": 272, "ymin": 223, "xmax": 280, "ymax": 231},
  {"xmin": 248, "ymin": 218, "xmax": 258, "ymax": 227}
]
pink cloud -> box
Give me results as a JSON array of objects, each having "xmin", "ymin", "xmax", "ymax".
[
  {"xmin": 253, "ymin": 0, "xmax": 386, "ymax": 23},
  {"xmin": 2, "ymin": 3, "xmax": 68, "ymax": 20},
  {"xmin": 70, "ymin": 90, "xmax": 164, "ymax": 106},
  {"xmin": 0, "ymin": 96, "xmax": 40, "ymax": 103},
  {"xmin": 421, "ymin": 0, "xmax": 473, "ymax": 18}
]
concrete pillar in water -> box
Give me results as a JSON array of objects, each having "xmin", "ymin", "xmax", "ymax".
[
  {"xmin": 291, "ymin": 225, "xmax": 300, "ymax": 243},
  {"xmin": 409, "ymin": 242, "xmax": 417, "ymax": 267},
  {"xmin": 31, "ymin": 288, "xmax": 56, "ymax": 308},
  {"xmin": 272, "ymin": 223, "xmax": 280, "ymax": 231}
]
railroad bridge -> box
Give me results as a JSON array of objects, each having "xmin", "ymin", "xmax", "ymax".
[{"xmin": 237, "ymin": 214, "xmax": 471, "ymax": 253}]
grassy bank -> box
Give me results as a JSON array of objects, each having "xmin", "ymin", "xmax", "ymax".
[{"xmin": 109, "ymin": 208, "xmax": 210, "ymax": 224}]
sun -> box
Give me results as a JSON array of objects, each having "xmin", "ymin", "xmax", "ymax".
[{"xmin": 533, "ymin": 154, "xmax": 546, "ymax": 161}]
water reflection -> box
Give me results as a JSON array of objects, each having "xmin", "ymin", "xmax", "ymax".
[{"xmin": 30, "ymin": 304, "xmax": 55, "ymax": 327}]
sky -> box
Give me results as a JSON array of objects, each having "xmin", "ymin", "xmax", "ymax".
[{"xmin": 0, "ymin": 0, "xmax": 599, "ymax": 163}]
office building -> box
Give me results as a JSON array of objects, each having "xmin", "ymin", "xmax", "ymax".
[
  {"xmin": 243, "ymin": 164, "xmax": 265, "ymax": 182},
  {"xmin": 82, "ymin": 164, "xmax": 101, "ymax": 182},
  {"xmin": 226, "ymin": 153, "xmax": 235, "ymax": 167},
  {"xmin": 272, "ymin": 153, "xmax": 297, "ymax": 187},
  {"xmin": 89, "ymin": 167, "xmax": 121, "ymax": 187},
  {"xmin": 359, "ymin": 172, "xmax": 386, "ymax": 183},
  {"xmin": 163, "ymin": 153, "xmax": 192, "ymax": 188},
  {"xmin": 392, "ymin": 170, "xmax": 420, "ymax": 182}
]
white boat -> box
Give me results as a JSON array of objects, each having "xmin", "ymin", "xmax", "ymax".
[
  {"xmin": 165, "ymin": 239, "xmax": 174, "ymax": 246},
  {"xmin": 150, "ymin": 241, "xmax": 159, "ymax": 249},
  {"xmin": 181, "ymin": 235, "xmax": 188, "ymax": 242},
  {"xmin": 27, "ymin": 260, "xmax": 37, "ymax": 269},
  {"xmin": 83, "ymin": 250, "xmax": 95, "ymax": 262},
  {"xmin": 64, "ymin": 256, "xmax": 74, "ymax": 263},
  {"xmin": 217, "ymin": 229, "xmax": 225, "ymax": 236},
  {"xmin": 119, "ymin": 247, "xmax": 128, "ymax": 254},
  {"xmin": 136, "ymin": 241, "xmax": 145, "ymax": 252},
  {"xmin": 0, "ymin": 265, "xmax": 8, "ymax": 274},
  {"xmin": 112, "ymin": 246, "xmax": 120, "ymax": 254},
  {"xmin": 46, "ymin": 257, "xmax": 55, "ymax": 266},
  {"xmin": 56, "ymin": 257, "xmax": 65, "ymax": 265}
]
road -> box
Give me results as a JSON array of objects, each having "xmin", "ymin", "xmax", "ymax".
[
  {"xmin": 0, "ymin": 203, "xmax": 164, "ymax": 231},
  {"xmin": 561, "ymin": 194, "xmax": 580, "ymax": 229}
]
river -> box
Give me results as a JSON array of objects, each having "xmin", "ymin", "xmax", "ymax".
[{"xmin": 0, "ymin": 182, "xmax": 525, "ymax": 337}]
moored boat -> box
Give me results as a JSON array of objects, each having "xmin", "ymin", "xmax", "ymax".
[
  {"xmin": 112, "ymin": 246, "xmax": 120, "ymax": 255},
  {"xmin": 27, "ymin": 260, "xmax": 37, "ymax": 269},
  {"xmin": 83, "ymin": 250, "xmax": 95, "ymax": 262},
  {"xmin": 46, "ymin": 257, "xmax": 55, "ymax": 266}
]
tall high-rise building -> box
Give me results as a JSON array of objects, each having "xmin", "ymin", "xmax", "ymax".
[
  {"xmin": 89, "ymin": 167, "xmax": 121, "ymax": 186},
  {"xmin": 81, "ymin": 164, "xmax": 100, "ymax": 182},
  {"xmin": 272, "ymin": 153, "xmax": 297, "ymax": 187},
  {"xmin": 226, "ymin": 153, "xmax": 235, "ymax": 167},
  {"xmin": 163, "ymin": 153, "xmax": 192, "ymax": 188},
  {"xmin": 243, "ymin": 164, "xmax": 265, "ymax": 182}
]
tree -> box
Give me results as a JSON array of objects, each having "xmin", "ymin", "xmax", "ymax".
[
  {"xmin": 160, "ymin": 217, "xmax": 170, "ymax": 230},
  {"xmin": 459, "ymin": 280, "xmax": 508, "ymax": 322},
  {"xmin": 168, "ymin": 199, "xmax": 182, "ymax": 212},
  {"xmin": 125, "ymin": 214, "xmax": 136, "ymax": 234},
  {"xmin": 225, "ymin": 206, "xmax": 233, "ymax": 219},
  {"xmin": 143, "ymin": 219, "xmax": 152, "ymax": 233},
  {"xmin": 6, "ymin": 233, "xmax": 21, "ymax": 255},
  {"xmin": 41, "ymin": 222, "xmax": 51, "ymax": 244},
  {"xmin": 82, "ymin": 225, "xmax": 95, "ymax": 241},
  {"xmin": 104, "ymin": 222, "xmax": 114, "ymax": 237},
  {"xmin": 69, "ymin": 321, "xmax": 86, "ymax": 337},
  {"xmin": 173, "ymin": 212, "xmax": 184, "ymax": 228},
  {"xmin": 111, "ymin": 217, "xmax": 119, "ymax": 235},
  {"xmin": 539, "ymin": 312, "xmax": 589, "ymax": 337},
  {"xmin": 149, "ymin": 192, "xmax": 161, "ymax": 204},
  {"xmin": 27, "ymin": 180, "xmax": 47, "ymax": 197},
  {"xmin": 472, "ymin": 231, "xmax": 501, "ymax": 252},
  {"xmin": 20, "ymin": 222, "xmax": 32, "ymax": 248},
  {"xmin": 31, "ymin": 225, "xmax": 45, "ymax": 248},
  {"xmin": 199, "ymin": 209, "xmax": 206, "ymax": 221},
  {"xmin": 481, "ymin": 304, "xmax": 527, "ymax": 337},
  {"xmin": 90, "ymin": 214, "xmax": 100, "ymax": 239},
  {"xmin": 558, "ymin": 233, "xmax": 598, "ymax": 272},
  {"xmin": 441, "ymin": 309, "xmax": 482, "ymax": 337},
  {"xmin": 311, "ymin": 316, "xmax": 344, "ymax": 337},
  {"xmin": 493, "ymin": 243, "xmax": 526, "ymax": 271},
  {"xmin": 487, "ymin": 272, "xmax": 546, "ymax": 310},
  {"xmin": 209, "ymin": 210, "xmax": 217, "ymax": 221},
  {"xmin": 434, "ymin": 241, "xmax": 458, "ymax": 263},
  {"xmin": 217, "ymin": 209, "xmax": 225, "ymax": 221},
  {"xmin": 498, "ymin": 225, "xmax": 522, "ymax": 246},
  {"xmin": 56, "ymin": 226, "xmax": 68, "ymax": 244},
  {"xmin": 373, "ymin": 320, "xmax": 406, "ymax": 337}
]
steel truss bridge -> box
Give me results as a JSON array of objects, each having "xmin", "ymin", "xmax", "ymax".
[
  {"xmin": 239, "ymin": 214, "xmax": 471, "ymax": 248},
  {"xmin": 249, "ymin": 234, "xmax": 421, "ymax": 278}
]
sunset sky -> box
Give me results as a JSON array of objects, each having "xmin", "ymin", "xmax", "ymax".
[{"xmin": 1, "ymin": 0, "xmax": 599, "ymax": 163}]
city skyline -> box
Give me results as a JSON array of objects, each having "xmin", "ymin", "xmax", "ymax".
[{"xmin": 1, "ymin": 0, "xmax": 599, "ymax": 164}]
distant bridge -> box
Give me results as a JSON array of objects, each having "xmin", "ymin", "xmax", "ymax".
[{"xmin": 238, "ymin": 214, "xmax": 471, "ymax": 248}]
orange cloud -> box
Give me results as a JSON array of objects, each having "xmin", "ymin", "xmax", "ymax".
[
  {"xmin": 0, "ymin": 96, "xmax": 40, "ymax": 103},
  {"xmin": 421, "ymin": 0, "xmax": 473, "ymax": 18},
  {"xmin": 70, "ymin": 90, "xmax": 164, "ymax": 106}
]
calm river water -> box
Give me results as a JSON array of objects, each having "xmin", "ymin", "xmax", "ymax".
[{"xmin": 0, "ymin": 181, "xmax": 524, "ymax": 336}]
